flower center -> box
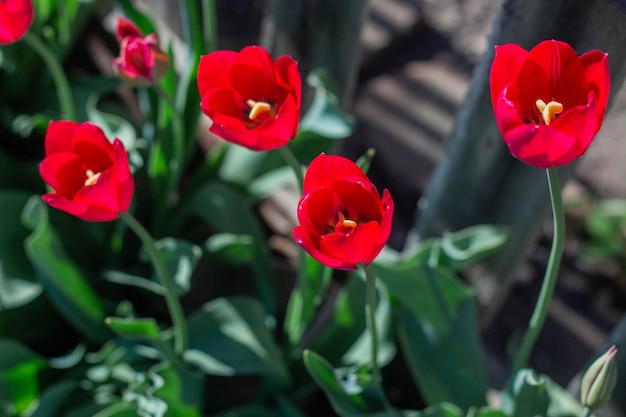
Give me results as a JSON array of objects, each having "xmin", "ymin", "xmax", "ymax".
[
  {"xmin": 535, "ymin": 99, "xmax": 563, "ymax": 126},
  {"xmin": 335, "ymin": 218, "xmax": 358, "ymax": 234},
  {"xmin": 246, "ymin": 99, "xmax": 276, "ymax": 121},
  {"xmin": 84, "ymin": 169, "xmax": 101, "ymax": 186},
  {"xmin": 325, "ymin": 210, "xmax": 363, "ymax": 235}
]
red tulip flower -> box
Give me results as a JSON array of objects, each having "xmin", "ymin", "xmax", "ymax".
[
  {"xmin": 197, "ymin": 45, "xmax": 301, "ymax": 151},
  {"xmin": 0, "ymin": 0, "xmax": 34, "ymax": 44},
  {"xmin": 490, "ymin": 40, "xmax": 610, "ymax": 168},
  {"xmin": 114, "ymin": 17, "xmax": 169, "ymax": 86},
  {"xmin": 293, "ymin": 154, "xmax": 394, "ymax": 270},
  {"xmin": 40, "ymin": 121, "xmax": 134, "ymax": 222}
]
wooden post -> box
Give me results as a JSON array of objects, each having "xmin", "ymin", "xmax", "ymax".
[
  {"xmin": 260, "ymin": 0, "xmax": 370, "ymax": 107},
  {"xmin": 412, "ymin": 0, "xmax": 626, "ymax": 315}
]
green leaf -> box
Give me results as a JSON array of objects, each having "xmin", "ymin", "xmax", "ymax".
[
  {"xmin": 21, "ymin": 196, "xmax": 109, "ymax": 342},
  {"xmin": 437, "ymin": 226, "xmax": 508, "ymax": 271},
  {"xmin": 276, "ymin": 395, "xmax": 309, "ymax": 417},
  {"xmin": 0, "ymin": 191, "xmax": 37, "ymax": 279},
  {"xmin": 298, "ymin": 69, "xmax": 355, "ymax": 140},
  {"xmin": 284, "ymin": 254, "xmax": 332, "ymax": 347},
  {"xmin": 30, "ymin": 380, "xmax": 79, "ymax": 417},
  {"xmin": 307, "ymin": 272, "xmax": 394, "ymax": 367},
  {"xmin": 205, "ymin": 233, "xmax": 255, "ymax": 265},
  {"xmin": 115, "ymin": 0, "xmax": 157, "ymax": 34},
  {"xmin": 218, "ymin": 144, "xmax": 269, "ymax": 185},
  {"xmin": 583, "ymin": 199, "xmax": 626, "ymax": 260},
  {"xmin": 179, "ymin": 182, "xmax": 276, "ymax": 315},
  {"xmin": 501, "ymin": 369, "xmax": 549, "ymax": 417},
  {"xmin": 0, "ymin": 339, "xmax": 46, "ymax": 414},
  {"xmin": 210, "ymin": 407, "xmax": 280, "ymax": 417},
  {"xmin": 0, "ymin": 266, "xmax": 41, "ymax": 310},
  {"xmin": 93, "ymin": 403, "xmax": 139, "ymax": 417},
  {"xmin": 0, "ymin": 193, "xmax": 63, "ymax": 343},
  {"xmin": 151, "ymin": 238, "xmax": 202, "ymax": 295},
  {"xmin": 470, "ymin": 409, "xmax": 507, "ymax": 417},
  {"xmin": 302, "ymin": 350, "xmax": 369, "ymax": 416},
  {"xmin": 105, "ymin": 317, "xmax": 161, "ymax": 342},
  {"xmin": 85, "ymin": 93, "xmax": 137, "ymax": 152},
  {"xmin": 148, "ymin": 362, "xmax": 201, "ymax": 417},
  {"xmin": 372, "ymin": 263, "xmax": 471, "ymax": 335},
  {"xmin": 248, "ymin": 166, "xmax": 297, "ymax": 200},
  {"xmin": 184, "ymin": 296, "xmax": 289, "ymax": 384},
  {"xmin": 380, "ymin": 263, "xmax": 487, "ymax": 409}
]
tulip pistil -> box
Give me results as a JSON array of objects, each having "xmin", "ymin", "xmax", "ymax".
[
  {"xmin": 246, "ymin": 99, "xmax": 275, "ymax": 121},
  {"xmin": 535, "ymin": 99, "xmax": 563, "ymax": 126},
  {"xmin": 84, "ymin": 169, "xmax": 101, "ymax": 186},
  {"xmin": 335, "ymin": 219, "xmax": 357, "ymax": 234}
]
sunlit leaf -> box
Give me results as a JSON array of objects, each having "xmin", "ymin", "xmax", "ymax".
[
  {"xmin": 0, "ymin": 339, "xmax": 46, "ymax": 414},
  {"xmin": 184, "ymin": 296, "xmax": 289, "ymax": 384}
]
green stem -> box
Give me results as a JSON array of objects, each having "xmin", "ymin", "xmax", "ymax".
[
  {"xmin": 176, "ymin": 0, "xmax": 203, "ymax": 161},
  {"xmin": 582, "ymin": 406, "xmax": 592, "ymax": 417},
  {"xmin": 279, "ymin": 146, "xmax": 304, "ymax": 192},
  {"xmin": 202, "ymin": 0, "xmax": 219, "ymax": 53},
  {"xmin": 119, "ymin": 211, "xmax": 188, "ymax": 355},
  {"xmin": 23, "ymin": 32, "xmax": 76, "ymax": 120},
  {"xmin": 361, "ymin": 264, "xmax": 395, "ymax": 413},
  {"xmin": 511, "ymin": 168, "xmax": 565, "ymax": 373},
  {"xmin": 153, "ymin": 84, "xmax": 185, "ymax": 206}
]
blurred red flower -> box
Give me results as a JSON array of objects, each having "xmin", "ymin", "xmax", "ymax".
[
  {"xmin": 0, "ymin": 0, "xmax": 33, "ymax": 44},
  {"xmin": 293, "ymin": 154, "xmax": 394, "ymax": 270},
  {"xmin": 490, "ymin": 39, "xmax": 610, "ymax": 168},
  {"xmin": 197, "ymin": 45, "xmax": 301, "ymax": 151},
  {"xmin": 40, "ymin": 121, "xmax": 134, "ymax": 222},
  {"xmin": 114, "ymin": 17, "xmax": 169, "ymax": 86}
]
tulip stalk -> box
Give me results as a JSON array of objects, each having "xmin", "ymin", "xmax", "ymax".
[
  {"xmin": 279, "ymin": 146, "xmax": 304, "ymax": 191},
  {"xmin": 23, "ymin": 32, "xmax": 76, "ymax": 121},
  {"xmin": 362, "ymin": 264, "xmax": 395, "ymax": 414},
  {"xmin": 119, "ymin": 211, "xmax": 188, "ymax": 356},
  {"xmin": 511, "ymin": 168, "xmax": 565, "ymax": 373}
]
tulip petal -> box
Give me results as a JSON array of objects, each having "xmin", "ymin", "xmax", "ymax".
[
  {"xmin": 320, "ymin": 221, "xmax": 381, "ymax": 267},
  {"xmin": 376, "ymin": 189, "xmax": 395, "ymax": 247},
  {"xmin": 197, "ymin": 50, "xmax": 238, "ymax": 95},
  {"xmin": 332, "ymin": 180, "xmax": 384, "ymax": 223},
  {"xmin": 116, "ymin": 17, "xmax": 143, "ymax": 41},
  {"xmin": 45, "ymin": 121, "xmax": 80, "ymax": 155},
  {"xmin": 298, "ymin": 188, "xmax": 337, "ymax": 233},
  {"xmin": 517, "ymin": 40, "xmax": 588, "ymax": 113},
  {"xmin": 490, "ymin": 44, "xmax": 528, "ymax": 112},
  {"xmin": 113, "ymin": 139, "xmax": 134, "ymax": 213},
  {"xmin": 230, "ymin": 46, "xmax": 281, "ymax": 101},
  {"xmin": 494, "ymin": 85, "xmax": 528, "ymax": 135},
  {"xmin": 303, "ymin": 154, "xmax": 370, "ymax": 194},
  {"xmin": 581, "ymin": 50, "xmax": 610, "ymax": 130},
  {"xmin": 39, "ymin": 153, "xmax": 85, "ymax": 199},
  {"xmin": 42, "ymin": 194, "xmax": 119, "ymax": 222},
  {"xmin": 73, "ymin": 168, "xmax": 121, "ymax": 216},
  {"xmin": 72, "ymin": 123, "xmax": 116, "ymax": 172},
  {"xmin": 276, "ymin": 55, "xmax": 302, "ymax": 109},
  {"xmin": 293, "ymin": 226, "xmax": 353, "ymax": 269},
  {"xmin": 0, "ymin": 0, "xmax": 33, "ymax": 44},
  {"xmin": 504, "ymin": 123, "xmax": 579, "ymax": 169}
]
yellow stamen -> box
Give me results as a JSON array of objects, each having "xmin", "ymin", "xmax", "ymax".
[
  {"xmin": 535, "ymin": 99, "xmax": 564, "ymax": 126},
  {"xmin": 246, "ymin": 99, "xmax": 273, "ymax": 120},
  {"xmin": 84, "ymin": 169, "xmax": 101, "ymax": 186}
]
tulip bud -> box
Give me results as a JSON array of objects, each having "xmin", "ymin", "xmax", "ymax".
[{"xmin": 581, "ymin": 345, "xmax": 618, "ymax": 410}]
